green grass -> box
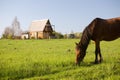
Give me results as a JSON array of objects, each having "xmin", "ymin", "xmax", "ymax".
[{"xmin": 0, "ymin": 39, "xmax": 120, "ymax": 80}]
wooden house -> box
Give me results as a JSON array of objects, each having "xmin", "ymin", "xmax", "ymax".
[{"xmin": 29, "ymin": 19, "xmax": 53, "ymax": 39}]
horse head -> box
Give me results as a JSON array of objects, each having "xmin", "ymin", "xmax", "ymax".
[{"xmin": 75, "ymin": 42, "xmax": 85, "ymax": 65}]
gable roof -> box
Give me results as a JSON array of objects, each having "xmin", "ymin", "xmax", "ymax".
[{"xmin": 29, "ymin": 19, "xmax": 50, "ymax": 32}]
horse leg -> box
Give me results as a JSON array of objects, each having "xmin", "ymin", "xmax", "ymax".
[
  {"xmin": 98, "ymin": 47, "xmax": 103, "ymax": 63},
  {"xmin": 95, "ymin": 41, "xmax": 103, "ymax": 63},
  {"xmin": 95, "ymin": 41, "xmax": 100, "ymax": 64}
]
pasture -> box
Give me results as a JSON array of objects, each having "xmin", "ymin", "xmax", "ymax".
[{"xmin": 0, "ymin": 39, "xmax": 120, "ymax": 80}]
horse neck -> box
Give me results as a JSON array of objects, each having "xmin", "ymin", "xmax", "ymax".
[
  {"xmin": 79, "ymin": 27, "xmax": 92, "ymax": 52},
  {"xmin": 79, "ymin": 18, "xmax": 96, "ymax": 52}
]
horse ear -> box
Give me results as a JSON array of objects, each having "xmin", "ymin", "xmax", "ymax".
[{"xmin": 75, "ymin": 42, "xmax": 78, "ymax": 45}]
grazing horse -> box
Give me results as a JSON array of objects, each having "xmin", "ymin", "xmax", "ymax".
[{"xmin": 75, "ymin": 17, "xmax": 120, "ymax": 65}]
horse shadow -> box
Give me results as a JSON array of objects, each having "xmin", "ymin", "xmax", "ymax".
[{"xmin": 73, "ymin": 61, "xmax": 101, "ymax": 67}]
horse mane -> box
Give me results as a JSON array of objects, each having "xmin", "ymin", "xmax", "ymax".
[{"xmin": 78, "ymin": 18, "xmax": 97, "ymax": 52}]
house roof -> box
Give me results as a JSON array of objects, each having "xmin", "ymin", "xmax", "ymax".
[{"xmin": 29, "ymin": 19, "xmax": 50, "ymax": 32}]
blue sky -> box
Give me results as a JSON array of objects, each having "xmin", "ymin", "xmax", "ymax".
[{"xmin": 0, "ymin": 0, "xmax": 120, "ymax": 36}]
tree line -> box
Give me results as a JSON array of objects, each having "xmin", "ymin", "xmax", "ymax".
[
  {"xmin": 2, "ymin": 17, "xmax": 22, "ymax": 39},
  {"xmin": 53, "ymin": 32, "xmax": 82, "ymax": 39},
  {"xmin": 1, "ymin": 17, "xmax": 82, "ymax": 39}
]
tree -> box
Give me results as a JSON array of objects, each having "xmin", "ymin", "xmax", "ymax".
[
  {"xmin": 12, "ymin": 17, "xmax": 22, "ymax": 38},
  {"xmin": 64, "ymin": 34, "xmax": 68, "ymax": 39},
  {"xmin": 53, "ymin": 32, "xmax": 64, "ymax": 39},
  {"xmin": 74, "ymin": 32, "xmax": 82, "ymax": 39},
  {"xmin": 68, "ymin": 30, "xmax": 75, "ymax": 39},
  {"xmin": 3, "ymin": 26, "xmax": 13, "ymax": 39},
  {"xmin": 2, "ymin": 17, "xmax": 22, "ymax": 39}
]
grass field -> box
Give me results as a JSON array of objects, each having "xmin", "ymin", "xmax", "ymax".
[{"xmin": 0, "ymin": 39, "xmax": 120, "ymax": 80}]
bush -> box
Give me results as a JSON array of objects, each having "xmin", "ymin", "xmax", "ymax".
[
  {"xmin": 53, "ymin": 32, "xmax": 64, "ymax": 39},
  {"xmin": 31, "ymin": 37, "xmax": 35, "ymax": 39},
  {"xmin": 68, "ymin": 34, "xmax": 75, "ymax": 39},
  {"xmin": 7, "ymin": 34, "xmax": 13, "ymax": 39},
  {"xmin": 2, "ymin": 34, "xmax": 13, "ymax": 39}
]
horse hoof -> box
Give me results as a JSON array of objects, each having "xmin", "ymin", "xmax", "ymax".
[
  {"xmin": 94, "ymin": 61, "xmax": 99, "ymax": 64},
  {"xmin": 99, "ymin": 59, "xmax": 103, "ymax": 63}
]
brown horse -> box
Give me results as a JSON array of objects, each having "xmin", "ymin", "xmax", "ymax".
[{"xmin": 75, "ymin": 17, "xmax": 120, "ymax": 65}]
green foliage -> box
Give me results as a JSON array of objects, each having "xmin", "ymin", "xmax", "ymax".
[
  {"xmin": 53, "ymin": 32, "xmax": 64, "ymax": 39},
  {"xmin": 2, "ymin": 34, "xmax": 13, "ymax": 39},
  {"xmin": 7, "ymin": 34, "xmax": 13, "ymax": 39},
  {"xmin": 0, "ymin": 39, "xmax": 120, "ymax": 80}
]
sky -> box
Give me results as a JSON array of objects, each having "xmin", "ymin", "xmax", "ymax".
[{"xmin": 0, "ymin": 0, "xmax": 120, "ymax": 37}]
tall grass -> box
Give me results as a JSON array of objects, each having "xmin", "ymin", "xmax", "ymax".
[{"xmin": 0, "ymin": 39, "xmax": 120, "ymax": 80}]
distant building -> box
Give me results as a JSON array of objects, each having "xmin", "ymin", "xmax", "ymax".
[
  {"xmin": 21, "ymin": 31, "xmax": 29, "ymax": 39},
  {"xmin": 29, "ymin": 19, "xmax": 54, "ymax": 39}
]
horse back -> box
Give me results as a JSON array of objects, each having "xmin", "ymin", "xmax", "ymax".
[{"xmin": 92, "ymin": 17, "xmax": 120, "ymax": 41}]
